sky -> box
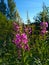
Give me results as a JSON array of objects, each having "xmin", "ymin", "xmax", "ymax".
[
  {"xmin": 14, "ymin": 0, "xmax": 49, "ymax": 23},
  {"xmin": 5, "ymin": 0, "xmax": 49, "ymax": 23}
]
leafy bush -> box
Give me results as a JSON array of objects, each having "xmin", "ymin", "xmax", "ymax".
[{"xmin": 0, "ymin": 14, "xmax": 49, "ymax": 65}]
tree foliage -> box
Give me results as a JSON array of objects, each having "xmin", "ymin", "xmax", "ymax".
[
  {"xmin": 34, "ymin": 3, "xmax": 49, "ymax": 22},
  {"xmin": 0, "ymin": 0, "xmax": 6, "ymax": 15},
  {"xmin": 7, "ymin": 0, "xmax": 16, "ymax": 20}
]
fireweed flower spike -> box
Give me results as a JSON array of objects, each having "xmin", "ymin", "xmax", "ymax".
[
  {"xmin": 40, "ymin": 22, "xmax": 48, "ymax": 35},
  {"xmin": 21, "ymin": 33, "xmax": 30, "ymax": 51},
  {"xmin": 13, "ymin": 33, "xmax": 30, "ymax": 51},
  {"xmin": 13, "ymin": 22, "xmax": 20, "ymax": 32}
]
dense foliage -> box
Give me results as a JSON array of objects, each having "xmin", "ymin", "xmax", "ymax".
[
  {"xmin": 0, "ymin": 17, "xmax": 49, "ymax": 65},
  {"xmin": 0, "ymin": 1, "xmax": 49, "ymax": 65}
]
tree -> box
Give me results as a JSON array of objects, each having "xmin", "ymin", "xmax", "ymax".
[
  {"xmin": 34, "ymin": 3, "xmax": 49, "ymax": 22},
  {"xmin": 0, "ymin": 0, "xmax": 6, "ymax": 15},
  {"xmin": 7, "ymin": 0, "xmax": 16, "ymax": 20},
  {"xmin": 27, "ymin": 11, "xmax": 31, "ymax": 24}
]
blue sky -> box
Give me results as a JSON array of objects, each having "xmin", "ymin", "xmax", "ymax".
[
  {"xmin": 5, "ymin": 0, "xmax": 49, "ymax": 23},
  {"xmin": 14, "ymin": 0, "xmax": 49, "ymax": 23}
]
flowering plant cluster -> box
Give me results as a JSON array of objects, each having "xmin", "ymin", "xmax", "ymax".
[
  {"xmin": 24, "ymin": 26, "xmax": 32, "ymax": 35},
  {"xmin": 40, "ymin": 22, "xmax": 48, "ymax": 35},
  {"xmin": 13, "ymin": 22, "xmax": 48, "ymax": 51},
  {"xmin": 13, "ymin": 33, "xmax": 30, "ymax": 51},
  {"xmin": 11, "ymin": 22, "xmax": 49, "ymax": 65},
  {"xmin": 13, "ymin": 22, "xmax": 33, "ymax": 51}
]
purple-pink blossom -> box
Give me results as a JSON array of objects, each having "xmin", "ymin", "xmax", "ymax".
[
  {"xmin": 45, "ymin": 22, "xmax": 48, "ymax": 27},
  {"xmin": 12, "ymin": 33, "xmax": 30, "ymax": 51},
  {"xmin": 40, "ymin": 22, "xmax": 48, "ymax": 28},
  {"xmin": 13, "ymin": 22, "xmax": 20, "ymax": 32},
  {"xmin": 40, "ymin": 22, "xmax": 48, "ymax": 35},
  {"xmin": 24, "ymin": 44, "xmax": 30, "ymax": 51},
  {"xmin": 28, "ymin": 27, "xmax": 32, "ymax": 34},
  {"xmin": 21, "ymin": 33, "xmax": 28, "ymax": 44},
  {"xmin": 40, "ymin": 29, "xmax": 46, "ymax": 34},
  {"xmin": 16, "ymin": 34, "xmax": 21, "ymax": 44},
  {"xmin": 21, "ymin": 33, "xmax": 28, "ymax": 39}
]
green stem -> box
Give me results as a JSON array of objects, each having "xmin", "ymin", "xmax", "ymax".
[{"xmin": 21, "ymin": 49, "xmax": 25, "ymax": 65}]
